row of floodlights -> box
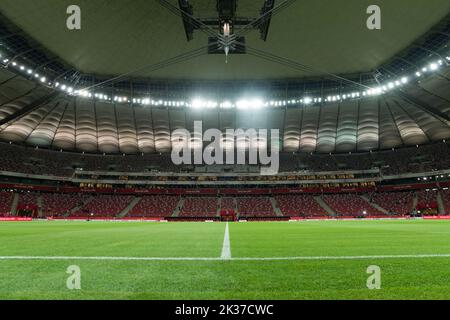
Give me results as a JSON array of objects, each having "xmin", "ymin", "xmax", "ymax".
[
  {"xmin": 417, "ymin": 174, "xmax": 450, "ymax": 181},
  {"xmin": 1, "ymin": 51, "xmax": 449, "ymax": 109}
]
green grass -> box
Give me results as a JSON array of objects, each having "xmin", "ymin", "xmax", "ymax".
[{"xmin": 1, "ymin": 220, "xmax": 450, "ymax": 299}]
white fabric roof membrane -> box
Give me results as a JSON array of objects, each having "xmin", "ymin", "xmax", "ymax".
[{"xmin": 0, "ymin": 68, "xmax": 449, "ymax": 154}]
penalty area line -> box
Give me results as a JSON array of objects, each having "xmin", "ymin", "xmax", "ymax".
[{"xmin": 1, "ymin": 254, "xmax": 450, "ymax": 262}]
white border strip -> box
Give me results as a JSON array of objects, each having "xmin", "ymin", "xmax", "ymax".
[{"xmin": 1, "ymin": 254, "xmax": 450, "ymax": 261}]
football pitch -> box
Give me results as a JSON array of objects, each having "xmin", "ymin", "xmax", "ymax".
[{"xmin": 1, "ymin": 220, "xmax": 450, "ymax": 300}]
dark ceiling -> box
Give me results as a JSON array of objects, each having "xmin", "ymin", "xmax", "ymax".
[{"xmin": 0, "ymin": 0, "xmax": 449, "ymax": 81}]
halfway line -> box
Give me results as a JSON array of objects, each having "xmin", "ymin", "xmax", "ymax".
[{"xmin": 220, "ymin": 222, "xmax": 232, "ymax": 260}]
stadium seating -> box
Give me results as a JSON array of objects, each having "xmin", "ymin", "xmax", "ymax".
[
  {"xmin": 128, "ymin": 196, "xmax": 179, "ymax": 217},
  {"xmin": 441, "ymin": 189, "xmax": 450, "ymax": 214},
  {"xmin": 179, "ymin": 197, "xmax": 218, "ymax": 217},
  {"xmin": 2, "ymin": 189, "xmax": 450, "ymax": 219},
  {"xmin": 416, "ymin": 190, "xmax": 438, "ymax": 212},
  {"xmin": 369, "ymin": 191, "xmax": 414, "ymax": 215},
  {"xmin": 18, "ymin": 192, "xmax": 39, "ymax": 207},
  {"xmin": 275, "ymin": 195, "xmax": 328, "ymax": 217},
  {"xmin": 0, "ymin": 191, "xmax": 13, "ymax": 216},
  {"xmin": 72, "ymin": 195, "xmax": 133, "ymax": 217},
  {"xmin": 1, "ymin": 141, "xmax": 449, "ymax": 176},
  {"xmin": 220, "ymin": 197, "xmax": 236, "ymax": 211},
  {"xmin": 41, "ymin": 193, "xmax": 89, "ymax": 217},
  {"xmin": 322, "ymin": 194, "xmax": 384, "ymax": 217},
  {"xmin": 237, "ymin": 197, "xmax": 274, "ymax": 217}
]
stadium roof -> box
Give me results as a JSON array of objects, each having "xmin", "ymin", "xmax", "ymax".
[
  {"xmin": 0, "ymin": 0, "xmax": 448, "ymax": 81},
  {"xmin": 0, "ymin": 65, "xmax": 449, "ymax": 154},
  {"xmin": 0, "ymin": 1, "xmax": 449, "ymax": 154}
]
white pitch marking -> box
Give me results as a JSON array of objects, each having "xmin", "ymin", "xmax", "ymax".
[
  {"xmin": 2, "ymin": 253, "xmax": 450, "ymax": 262},
  {"xmin": 0, "ymin": 256, "xmax": 220, "ymax": 261},
  {"xmin": 220, "ymin": 222, "xmax": 231, "ymax": 260}
]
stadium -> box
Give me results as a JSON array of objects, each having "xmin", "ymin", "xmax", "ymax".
[{"xmin": 0, "ymin": 0, "xmax": 450, "ymax": 302}]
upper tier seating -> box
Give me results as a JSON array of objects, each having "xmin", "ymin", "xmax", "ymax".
[{"xmin": 0, "ymin": 141, "xmax": 449, "ymax": 176}]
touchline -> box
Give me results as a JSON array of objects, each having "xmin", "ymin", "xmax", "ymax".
[{"xmin": 171, "ymin": 121, "xmax": 280, "ymax": 175}]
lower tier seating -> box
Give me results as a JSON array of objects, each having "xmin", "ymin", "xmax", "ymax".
[
  {"xmin": 179, "ymin": 197, "xmax": 218, "ymax": 217},
  {"xmin": 237, "ymin": 197, "xmax": 274, "ymax": 217},
  {"xmin": 441, "ymin": 189, "xmax": 450, "ymax": 214},
  {"xmin": 416, "ymin": 190, "xmax": 438, "ymax": 211},
  {"xmin": 0, "ymin": 191, "xmax": 14, "ymax": 216},
  {"xmin": 72, "ymin": 195, "xmax": 133, "ymax": 217},
  {"xmin": 275, "ymin": 195, "xmax": 328, "ymax": 217},
  {"xmin": 129, "ymin": 196, "xmax": 179, "ymax": 217},
  {"xmin": 322, "ymin": 194, "xmax": 384, "ymax": 217},
  {"xmin": 42, "ymin": 193, "xmax": 89, "ymax": 216},
  {"xmin": 370, "ymin": 191, "xmax": 414, "ymax": 215}
]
